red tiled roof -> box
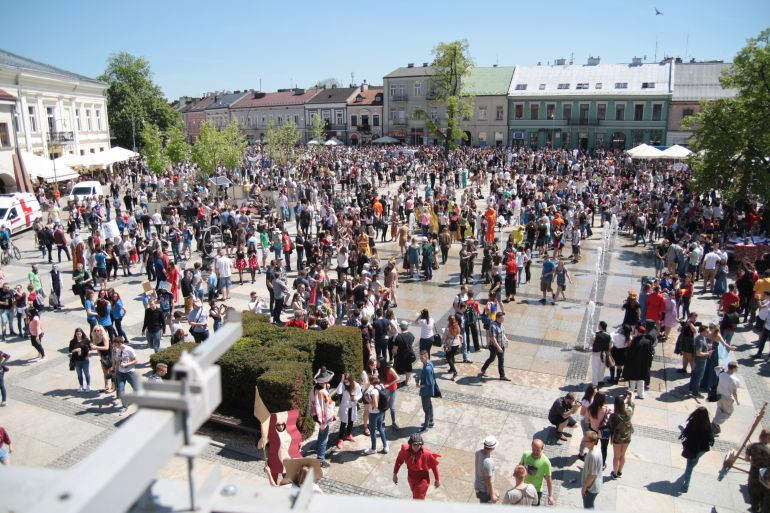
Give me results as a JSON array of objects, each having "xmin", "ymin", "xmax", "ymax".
[
  {"xmin": 0, "ymin": 89, "xmax": 16, "ymax": 102},
  {"xmin": 348, "ymin": 88, "xmax": 383, "ymax": 106},
  {"xmin": 232, "ymin": 88, "xmax": 321, "ymax": 109},
  {"xmin": 188, "ymin": 95, "xmax": 216, "ymax": 112}
]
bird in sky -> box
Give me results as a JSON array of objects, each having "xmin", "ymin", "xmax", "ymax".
[{"xmin": 655, "ymin": 7, "xmax": 663, "ymax": 15}]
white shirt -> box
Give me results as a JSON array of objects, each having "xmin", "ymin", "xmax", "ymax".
[
  {"xmin": 703, "ymin": 252, "xmax": 721, "ymax": 270},
  {"xmin": 716, "ymin": 370, "xmax": 740, "ymax": 400},
  {"xmin": 417, "ymin": 318, "xmax": 434, "ymax": 339},
  {"xmin": 215, "ymin": 256, "xmax": 233, "ymax": 278},
  {"xmin": 152, "ymin": 212, "xmax": 162, "ymax": 225}
]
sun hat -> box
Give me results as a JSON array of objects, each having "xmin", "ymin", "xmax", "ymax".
[{"xmin": 483, "ymin": 435, "xmax": 498, "ymax": 449}]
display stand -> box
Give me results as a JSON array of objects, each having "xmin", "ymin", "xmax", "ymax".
[{"xmin": 723, "ymin": 402, "xmax": 767, "ymax": 474}]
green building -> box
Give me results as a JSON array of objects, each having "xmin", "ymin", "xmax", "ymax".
[{"xmin": 508, "ymin": 58, "xmax": 673, "ymax": 150}]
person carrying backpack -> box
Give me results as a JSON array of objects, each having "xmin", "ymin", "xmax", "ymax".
[{"xmin": 363, "ymin": 375, "xmax": 389, "ymax": 455}]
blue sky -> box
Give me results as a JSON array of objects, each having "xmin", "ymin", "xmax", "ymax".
[{"xmin": 2, "ymin": 0, "xmax": 767, "ymax": 100}]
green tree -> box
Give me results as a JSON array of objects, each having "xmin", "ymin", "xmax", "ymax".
[
  {"xmin": 164, "ymin": 122, "xmax": 191, "ymax": 165},
  {"xmin": 191, "ymin": 120, "xmax": 221, "ymax": 177},
  {"xmin": 265, "ymin": 119, "xmax": 301, "ymax": 166},
  {"xmin": 140, "ymin": 123, "xmax": 169, "ymax": 175},
  {"xmin": 98, "ymin": 51, "xmax": 179, "ymax": 151},
  {"xmin": 415, "ymin": 40, "xmax": 475, "ymax": 153},
  {"xmin": 309, "ymin": 113, "xmax": 326, "ymax": 146},
  {"xmin": 220, "ymin": 121, "xmax": 248, "ymax": 171},
  {"xmin": 685, "ymin": 28, "xmax": 770, "ymax": 201}
]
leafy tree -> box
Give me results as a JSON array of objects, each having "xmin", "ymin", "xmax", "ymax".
[
  {"xmin": 265, "ymin": 119, "xmax": 301, "ymax": 166},
  {"xmin": 191, "ymin": 120, "xmax": 221, "ymax": 177},
  {"xmin": 685, "ymin": 28, "xmax": 770, "ymax": 201},
  {"xmin": 310, "ymin": 113, "xmax": 326, "ymax": 146},
  {"xmin": 98, "ymin": 51, "xmax": 179, "ymax": 151},
  {"xmin": 220, "ymin": 121, "xmax": 248, "ymax": 171},
  {"xmin": 140, "ymin": 123, "xmax": 169, "ymax": 175},
  {"xmin": 164, "ymin": 122, "xmax": 191, "ymax": 165},
  {"xmin": 415, "ymin": 40, "xmax": 475, "ymax": 153}
]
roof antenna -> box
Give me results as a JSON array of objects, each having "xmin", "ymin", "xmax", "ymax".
[{"xmin": 569, "ymin": 52, "xmax": 574, "ymax": 65}]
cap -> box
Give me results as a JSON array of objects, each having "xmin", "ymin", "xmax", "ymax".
[
  {"xmin": 483, "ymin": 435, "xmax": 498, "ymax": 449},
  {"xmin": 408, "ymin": 433, "xmax": 424, "ymax": 446},
  {"xmin": 399, "ymin": 320, "xmax": 409, "ymax": 330}
]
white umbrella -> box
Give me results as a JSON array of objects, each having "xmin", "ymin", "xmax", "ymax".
[
  {"xmin": 324, "ymin": 137, "xmax": 342, "ymax": 146},
  {"xmin": 372, "ymin": 136, "xmax": 400, "ymax": 144},
  {"xmin": 660, "ymin": 145, "xmax": 692, "ymax": 159},
  {"xmin": 307, "ymin": 140, "xmax": 320, "ymax": 146},
  {"xmin": 54, "ymin": 153, "xmax": 87, "ymax": 168},
  {"xmin": 21, "ymin": 152, "xmax": 79, "ymax": 183},
  {"xmin": 627, "ymin": 144, "xmax": 663, "ymax": 160}
]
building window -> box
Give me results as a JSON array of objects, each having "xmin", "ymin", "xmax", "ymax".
[
  {"xmin": 642, "ymin": 82, "xmax": 656, "ymax": 89},
  {"xmin": 479, "ymin": 132, "xmax": 487, "ymax": 142},
  {"xmin": 28, "ymin": 106, "xmax": 38, "ymax": 132},
  {"xmin": 546, "ymin": 104, "xmax": 555, "ymax": 120},
  {"xmin": 373, "ymin": 114, "xmax": 380, "ymax": 127},
  {"xmin": 615, "ymin": 104, "xmax": 625, "ymax": 121},
  {"xmin": 514, "ymin": 104, "xmax": 523, "ymax": 120},
  {"xmin": 634, "ymin": 104, "xmax": 644, "ymax": 121},
  {"xmin": 496, "ymin": 106, "xmax": 503, "ymax": 120},
  {"xmin": 563, "ymin": 104, "xmax": 572, "ymax": 120},
  {"xmin": 595, "ymin": 83, "xmax": 603, "ymax": 89},
  {"xmin": 515, "ymin": 84, "xmax": 527, "ymax": 91},
  {"xmin": 652, "ymin": 104, "xmax": 662, "ymax": 121},
  {"xmin": 576, "ymin": 83, "xmax": 589, "ymax": 90},
  {"xmin": 80, "ymin": 149, "xmax": 85, "ymax": 156},
  {"xmin": 46, "ymin": 107, "xmax": 56, "ymax": 133},
  {"xmin": 478, "ymin": 107, "xmax": 487, "ymax": 120},
  {"xmin": 579, "ymin": 104, "xmax": 589, "ymax": 122},
  {"xmin": 414, "ymin": 81, "xmax": 422, "ymax": 96},
  {"xmin": 529, "ymin": 132, "xmax": 538, "ymax": 146},
  {"xmin": 361, "ymin": 115, "xmax": 369, "ymax": 126},
  {"xmin": 538, "ymin": 84, "xmax": 546, "ymax": 90},
  {"xmin": 86, "ymin": 110, "xmax": 92, "ymax": 131},
  {"xmin": 530, "ymin": 104, "xmax": 539, "ymax": 120},
  {"xmin": 96, "ymin": 110, "xmax": 102, "ymax": 131},
  {"xmin": 633, "ymin": 130, "xmax": 644, "ymax": 146},
  {"xmin": 351, "ymin": 115, "xmax": 357, "ymax": 127},
  {"xmin": 335, "ymin": 111, "xmax": 343, "ymax": 125},
  {"xmin": 430, "ymin": 108, "xmax": 438, "ymax": 121},
  {"xmin": 557, "ymin": 83, "xmax": 570, "ymax": 90},
  {"xmin": 0, "ymin": 123, "xmax": 10, "ymax": 147},
  {"xmin": 649, "ymin": 130, "xmax": 663, "ymax": 145},
  {"xmin": 277, "ymin": 116, "xmax": 282, "ymax": 125},
  {"xmin": 90, "ymin": 148, "xmax": 95, "ymax": 154},
  {"xmin": 614, "ymin": 82, "xmax": 628, "ymax": 89},
  {"xmin": 597, "ymin": 104, "xmax": 607, "ymax": 121},
  {"xmin": 294, "ymin": 115, "xmax": 299, "ymax": 124},
  {"xmin": 389, "ymin": 109, "xmax": 396, "ymax": 121},
  {"xmin": 389, "ymin": 84, "xmax": 396, "ymax": 97},
  {"xmin": 681, "ymin": 108, "xmax": 694, "ymax": 120}
]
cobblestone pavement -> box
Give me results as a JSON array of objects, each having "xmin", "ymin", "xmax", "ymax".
[{"xmin": 1, "ymin": 212, "xmax": 764, "ymax": 511}]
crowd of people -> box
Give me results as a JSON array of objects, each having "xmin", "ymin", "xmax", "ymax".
[{"xmin": 0, "ymin": 142, "xmax": 768, "ymax": 508}]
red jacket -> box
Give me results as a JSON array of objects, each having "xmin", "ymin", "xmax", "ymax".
[
  {"xmin": 393, "ymin": 444, "xmax": 441, "ymax": 480},
  {"xmin": 646, "ymin": 292, "xmax": 665, "ymax": 321}
]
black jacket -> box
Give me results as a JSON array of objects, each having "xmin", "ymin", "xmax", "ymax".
[
  {"xmin": 142, "ymin": 308, "xmax": 165, "ymax": 333},
  {"xmin": 623, "ymin": 335, "xmax": 653, "ymax": 381}
]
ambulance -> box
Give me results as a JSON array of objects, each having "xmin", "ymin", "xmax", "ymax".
[{"xmin": 0, "ymin": 193, "xmax": 43, "ymax": 235}]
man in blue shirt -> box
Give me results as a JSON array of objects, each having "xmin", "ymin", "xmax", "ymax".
[
  {"xmin": 418, "ymin": 351, "xmax": 435, "ymax": 432},
  {"xmin": 539, "ymin": 256, "xmax": 556, "ymax": 304},
  {"xmin": 93, "ymin": 247, "xmax": 108, "ymax": 289}
]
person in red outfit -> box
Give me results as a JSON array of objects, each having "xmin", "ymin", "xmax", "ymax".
[
  {"xmin": 645, "ymin": 285, "xmax": 665, "ymax": 334},
  {"xmin": 393, "ymin": 433, "xmax": 441, "ymax": 500}
]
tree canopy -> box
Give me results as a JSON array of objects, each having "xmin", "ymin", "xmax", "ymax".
[
  {"xmin": 140, "ymin": 123, "xmax": 169, "ymax": 175},
  {"xmin": 685, "ymin": 28, "xmax": 770, "ymax": 202},
  {"xmin": 415, "ymin": 40, "xmax": 475, "ymax": 153},
  {"xmin": 265, "ymin": 119, "xmax": 301, "ymax": 166},
  {"xmin": 98, "ymin": 51, "xmax": 179, "ymax": 151},
  {"xmin": 191, "ymin": 120, "xmax": 247, "ymax": 178}
]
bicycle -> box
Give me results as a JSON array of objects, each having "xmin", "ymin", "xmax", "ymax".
[{"xmin": 1, "ymin": 241, "xmax": 21, "ymax": 265}]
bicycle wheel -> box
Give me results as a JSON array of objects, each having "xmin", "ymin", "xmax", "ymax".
[
  {"xmin": 12, "ymin": 245, "xmax": 20, "ymax": 260},
  {"xmin": 1, "ymin": 252, "xmax": 8, "ymax": 265}
]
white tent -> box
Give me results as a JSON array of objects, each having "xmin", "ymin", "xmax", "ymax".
[
  {"xmin": 659, "ymin": 145, "xmax": 692, "ymax": 159},
  {"xmin": 80, "ymin": 146, "xmax": 139, "ymax": 168},
  {"xmin": 627, "ymin": 144, "xmax": 664, "ymax": 160},
  {"xmin": 372, "ymin": 136, "xmax": 400, "ymax": 144},
  {"xmin": 324, "ymin": 137, "xmax": 342, "ymax": 146},
  {"xmin": 21, "ymin": 152, "xmax": 79, "ymax": 183},
  {"xmin": 54, "ymin": 153, "xmax": 87, "ymax": 168},
  {"xmin": 307, "ymin": 140, "xmax": 320, "ymax": 146}
]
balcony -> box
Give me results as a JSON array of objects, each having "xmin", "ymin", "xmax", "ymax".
[
  {"xmin": 49, "ymin": 131, "xmax": 74, "ymax": 143},
  {"xmin": 568, "ymin": 118, "xmax": 600, "ymax": 126},
  {"xmin": 391, "ymin": 119, "xmax": 408, "ymax": 126},
  {"xmin": 390, "ymin": 94, "xmax": 408, "ymax": 102},
  {"xmin": 356, "ymin": 124, "xmax": 372, "ymax": 133}
]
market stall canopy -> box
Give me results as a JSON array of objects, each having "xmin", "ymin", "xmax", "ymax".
[
  {"xmin": 371, "ymin": 136, "xmax": 400, "ymax": 144},
  {"xmin": 627, "ymin": 144, "xmax": 664, "ymax": 160},
  {"xmin": 307, "ymin": 140, "xmax": 320, "ymax": 146},
  {"xmin": 80, "ymin": 146, "xmax": 139, "ymax": 168},
  {"xmin": 324, "ymin": 137, "xmax": 342, "ymax": 146},
  {"xmin": 21, "ymin": 152, "xmax": 79, "ymax": 183},
  {"xmin": 53, "ymin": 153, "xmax": 87, "ymax": 168},
  {"xmin": 659, "ymin": 145, "xmax": 693, "ymax": 159}
]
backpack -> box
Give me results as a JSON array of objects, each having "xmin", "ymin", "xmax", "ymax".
[
  {"xmin": 480, "ymin": 313, "xmax": 492, "ymax": 330},
  {"xmin": 375, "ymin": 385, "xmax": 390, "ymax": 411},
  {"xmin": 464, "ymin": 301, "xmax": 477, "ymax": 324}
]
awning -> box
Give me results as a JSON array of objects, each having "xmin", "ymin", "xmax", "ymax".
[
  {"xmin": 372, "ymin": 136, "xmax": 400, "ymax": 144},
  {"xmin": 80, "ymin": 146, "xmax": 139, "ymax": 168},
  {"xmin": 659, "ymin": 145, "xmax": 692, "ymax": 159},
  {"xmin": 627, "ymin": 144, "xmax": 663, "ymax": 160},
  {"xmin": 21, "ymin": 152, "xmax": 79, "ymax": 183},
  {"xmin": 324, "ymin": 137, "xmax": 342, "ymax": 146}
]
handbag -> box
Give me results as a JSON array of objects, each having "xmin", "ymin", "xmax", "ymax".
[
  {"xmin": 69, "ymin": 354, "xmax": 76, "ymax": 371},
  {"xmin": 603, "ymin": 350, "xmax": 616, "ymax": 368},
  {"xmin": 432, "ymin": 326, "xmax": 442, "ymax": 347}
]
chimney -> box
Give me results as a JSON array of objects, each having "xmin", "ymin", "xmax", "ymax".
[
  {"xmin": 407, "ymin": 63, "xmax": 414, "ymax": 68},
  {"xmin": 537, "ymin": 62, "xmax": 541, "ymax": 66},
  {"xmin": 555, "ymin": 58, "xmax": 566, "ymax": 66},
  {"xmin": 631, "ymin": 57, "xmax": 643, "ymax": 66},
  {"xmin": 587, "ymin": 56, "xmax": 600, "ymax": 66},
  {"xmin": 360, "ymin": 83, "xmax": 369, "ymax": 92},
  {"xmin": 422, "ymin": 62, "xmax": 428, "ymax": 67}
]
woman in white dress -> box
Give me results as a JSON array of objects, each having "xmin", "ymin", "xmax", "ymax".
[{"xmin": 333, "ymin": 373, "xmax": 362, "ymax": 449}]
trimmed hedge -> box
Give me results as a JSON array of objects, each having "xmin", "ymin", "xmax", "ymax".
[
  {"xmin": 150, "ymin": 342, "xmax": 197, "ymax": 375},
  {"xmin": 150, "ymin": 311, "xmax": 363, "ymax": 440}
]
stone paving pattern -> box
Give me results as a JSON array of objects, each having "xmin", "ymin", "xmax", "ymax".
[{"xmin": 1, "ymin": 210, "xmax": 766, "ymax": 511}]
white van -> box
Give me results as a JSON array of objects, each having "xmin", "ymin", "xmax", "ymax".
[
  {"xmin": 0, "ymin": 193, "xmax": 43, "ymax": 235},
  {"xmin": 68, "ymin": 181, "xmax": 103, "ymax": 202}
]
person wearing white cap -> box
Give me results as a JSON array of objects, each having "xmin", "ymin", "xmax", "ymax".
[{"xmin": 474, "ymin": 436, "xmax": 499, "ymax": 503}]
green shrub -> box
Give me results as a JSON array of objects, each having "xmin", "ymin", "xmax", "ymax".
[
  {"xmin": 151, "ymin": 312, "xmax": 363, "ymax": 440},
  {"xmin": 149, "ymin": 343, "xmax": 197, "ymax": 376}
]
